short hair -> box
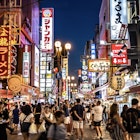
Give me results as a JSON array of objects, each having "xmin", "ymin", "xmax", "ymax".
[
  {"xmin": 97, "ymin": 101, "xmax": 101, "ymax": 105},
  {"xmin": 54, "ymin": 110, "xmax": 64, "ymax": 119},
  {"xmin": 132, "ymin": 98, "xmax": 139, "ymax": 105},
  {"xmin": 76, "ymin": 98, "xmax": 80, "ymax": 103}
]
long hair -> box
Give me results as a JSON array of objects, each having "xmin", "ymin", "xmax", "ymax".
[{"xmin": 110, "ymin": 103, "xmax": 118, "ymax": 118}]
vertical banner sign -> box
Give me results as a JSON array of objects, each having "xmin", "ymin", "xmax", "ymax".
[
  {"xmin": 111, "ymin": 44, "xmax": 128, "ymax": 64},
  {"xmin": 23, "ymin": 52, "xmax": 30, "ymax": 78},
  {"xmin": 91, "ymin": 44, "xmax": 96, "ymax": 84},
  {"xmin": 110, "ymin": 0, "xmax": 128, "ymax": 40},
  {"xmin": 62, "ymin": 58, "xmax": 68, "ymax": 76},
  {"xmin": 42, "ymin": 8, "xmax": 54, "ymax": 53},
  {"xmin": 34, "ymin": 46, "xmax": 39, "ymax": 87},
  {"xmin": 0, "ymin": 27, "xmax": 11, "ymax": 78}
]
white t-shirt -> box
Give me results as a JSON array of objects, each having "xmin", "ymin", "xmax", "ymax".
[
  {"xmin": 92, "ymin": 105, "xmax": 103, "ymax": 122},
  {"xmin": 20, "ymin": 113, "xmax": 34, "ymax": 123}
]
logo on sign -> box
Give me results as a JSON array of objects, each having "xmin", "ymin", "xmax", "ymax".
[{"xmin": 111, "ymin": 44, "xmax": 128, "ymax": 65}]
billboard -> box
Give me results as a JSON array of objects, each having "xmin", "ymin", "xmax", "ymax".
[{"xmin": 41, "ymin": 8, "xmax": 54, "ymax": 53}]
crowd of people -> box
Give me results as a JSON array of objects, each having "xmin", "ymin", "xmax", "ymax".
[{"xmin": 0, "ymin": 98, "xmax": 140, "ymax": 140}]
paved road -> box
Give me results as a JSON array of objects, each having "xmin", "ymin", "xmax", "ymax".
[{"xmin": 7, "ymin": 124, "xmax": 112, "ymax": 140}]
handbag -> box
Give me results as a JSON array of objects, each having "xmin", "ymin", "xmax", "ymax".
[
  {"xmin": 106, "ymin": 118, "xmax": 114, "ymax": 133},
  {"xmin": 29, "ymin": 122, "xmax": 37, "ymax": 134},
  {"xmin": 21, "ymin": 115, "xmax": 31, "ymax": 132},
  {"xmin": 38, "ymin": 120, "xmax": 46, "ymax": 133},
  {"xmin": 106, "ymin": 122, "xmax": 114, "ymax": 133}
]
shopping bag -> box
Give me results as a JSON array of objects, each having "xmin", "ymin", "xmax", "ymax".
[
  {"xmin": 38, "ymin": 121, "xmax": 46, "ymax": 133},
  {"xmin": 29, "ymin": 122, "xmax": 37, "ymax": 134}
]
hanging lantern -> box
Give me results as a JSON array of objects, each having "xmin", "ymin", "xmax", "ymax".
[
  {"xmin": 8, "ymin": 75, "xmax": 21, "ymax": 94},
  {"xmin": 110, "ymin": 75, "xmax": 125, "ymax": 90}
]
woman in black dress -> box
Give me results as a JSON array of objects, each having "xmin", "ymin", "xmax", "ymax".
[
  {"xmin": 13, "ymin": 105, "xmax": 19, "ymax": 131},
  {"xmin": 34, "ymin": 103, "xmax": 42, "ymax": 129}
]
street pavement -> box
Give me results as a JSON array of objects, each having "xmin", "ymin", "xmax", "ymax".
[{"xmin": 7, "ymin": 124, "xmax": 112, "ymax": 140}]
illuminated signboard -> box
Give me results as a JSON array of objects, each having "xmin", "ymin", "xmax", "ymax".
[
  {"xmin": 91, "ymin": 43, "xmax": 96, "ymax": 84},
  {"xmin": 42, "ymin": 8, "xmax": 54, "ymax": 53},
  {"xmin": 34, "ymin": 46, "xmax": 39, "ymax": 87},
  {"xmin": 111, "ymin": 44, "xmax": 128, "ymax": 64},
  {"xmin": 80, "ymin": 83, "xmax": 92, "ymax": 93},
  {"xmin": 0, "ymin": 27, "xmax": 11, "ymax": 78},
  {"xmin": 23, "ymin": 52, "xmax": 30, "ymax": 78},
  {"xmin": 88, "ymin": 59, "xmax": 110, "ymax": 72},
  {"xmin": 110, "ymin": 0, "xmax": 128, "ymax": 40}
]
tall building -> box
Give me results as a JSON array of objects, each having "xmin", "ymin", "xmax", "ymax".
[{"xmin": 0, "ymin": 0, "xmax": 40, "ymax": 101}]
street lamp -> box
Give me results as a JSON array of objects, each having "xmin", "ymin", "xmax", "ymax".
[
  {"xmin": 54, "ymin": 41, "xmax": 71, "ymax": 104},
  {"xmin": 67, "ymin": 76, "xmax": 75, "ymax": 101}
]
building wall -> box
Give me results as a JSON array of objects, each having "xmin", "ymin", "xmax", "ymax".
[{"xmin": 98, "ymin": 0, "xmax": 110, "ymax": 58}]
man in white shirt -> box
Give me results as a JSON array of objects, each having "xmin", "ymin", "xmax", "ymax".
[{"xmin": 92, "ymin": 101, "xmax": 103, "ymax": 139}]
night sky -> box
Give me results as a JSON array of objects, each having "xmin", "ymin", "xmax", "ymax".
[{"xmin": 40, "ymin": 0, "xmax": 102, "ymax": 77}]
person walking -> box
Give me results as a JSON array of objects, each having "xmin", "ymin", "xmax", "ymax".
[
  {"xmin": 63, "ymin": 100, "xmax": 71, "ymax": 136},
  {"xmin": 121, "ymin": 104, "xmax": 129, "ymax": 129},
  {"xmin": 126, "ymin": 98, "xmax": 140, "ymax": 140},
  {"xmin": 13, "ymin": 104, "xmax": 20, "ymax": 132},
  {"xmin": 19, "ymin": 104, "xmax": 34, "ymax": 140},
  {"xmin": 38, "ymin": 105, "xmax": 54, "ymax": 140},
  {"xmin": 92, "ymin": 100, "xmax": 103, "ymax": 139},
  {"xmin": 109, "ymin": 103, "xmax": 128, "ymax": 140},
  {"xmin": 47, "ymin": 110, "xmax": 67, "ymax": 140},
  {"xmin": 34, "ymin": 103, "xmax": 42, "ymax": 129},
  {"xmin": 73, "ymin": 98, "xmax": 85, "ymax": 140},
  {"xmin": 3, "ymin": 103, "xmax": 14, "ymax": 134}
]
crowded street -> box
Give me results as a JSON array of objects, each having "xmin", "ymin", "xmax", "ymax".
[
  {"xmin": 7, "ymin": 123, "xmax": 111, "ymax": 140},
  {"xmin": 1, "ymin": 0, "xmax": 140, "ymax": 140}
]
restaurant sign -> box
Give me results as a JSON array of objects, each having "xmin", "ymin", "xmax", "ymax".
[
  {"xmin": 110, "ymin": 0, "xmax": 128, "ymax": 40},
  {"xmin": 0, "ymin": 26, "xmax": 11, "ymax": 78},
  {"xmin": 88, "ymin": 59, "xmax": 110, "ymax": 72},
  {"xmin": 41, "ymin": 8, "xmax": 54, "ymax": 53},
  {"xmin": 111, "ymin": 44, "xmax": 128, "ymax": 65}
]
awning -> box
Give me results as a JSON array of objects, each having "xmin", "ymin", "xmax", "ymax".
[
  {"xmin": 128, "ymin": 85, "xmax": 140, "ymax": 93},
  {"xmin": 92, "ymin": 83, "xmax": 109, "ymax": 93}
]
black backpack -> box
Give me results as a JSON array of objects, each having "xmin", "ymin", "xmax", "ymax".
[{"xmin": 126, "ymin": 109, "xmax": 140, "ymax": 133}]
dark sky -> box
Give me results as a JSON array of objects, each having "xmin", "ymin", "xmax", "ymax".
[{"xmin": 40, "ymin": 0, "xmax": 102, "ymax": 77}]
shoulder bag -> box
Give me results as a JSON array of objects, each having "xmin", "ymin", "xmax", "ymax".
[{"xmin": 20, "ymin": 115, "xmax": 31, "ymax": 132}]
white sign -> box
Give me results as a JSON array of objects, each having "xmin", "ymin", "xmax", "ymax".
[
  {"xmin": 34, "ymin": 46, "xmax": 39, "ymax": 87},
  {"xmin": 42, "ymin": 8, "xmax": 54, "ymax": 53},
  {"xmin": 110, "ymin": 0, "xmax": 128, "ymax": 40},
  {"xmin": 23, "ymin": 52, "xmax": 30, "ymax": 78},
  {"xmin": 80, "ymin": 83, "xmax": 92, "ymax": 93}
]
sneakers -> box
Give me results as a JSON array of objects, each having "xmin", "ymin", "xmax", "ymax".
[
  {"xmin": 100, "ymin": 136, "xmax": 103, "ymax": 139},
  {"xmin": 67, "ymin": 132, "xmax": 71, "ymax": 136}
]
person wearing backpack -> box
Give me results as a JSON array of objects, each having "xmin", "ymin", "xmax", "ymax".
[{"xmin": 126, "ymin": 98, "xmax": 140, "ymax": 140}]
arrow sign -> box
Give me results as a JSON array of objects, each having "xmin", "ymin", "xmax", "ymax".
[{"xmin": 111, "ymin": 44, "xmax": 128, "ymax": 64}]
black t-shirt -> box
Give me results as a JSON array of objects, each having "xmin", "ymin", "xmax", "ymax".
[
  {"xmin": 126, "ymin": 108, "xmax": 140, "ymax": 133},
  {"xmin": 73, "ymin": 104, "xmax": 84, "ymax": 121},
  {"xmin": 3, "ymin": 108, "xmax": 9, "ymax": 120}
]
